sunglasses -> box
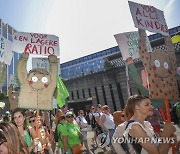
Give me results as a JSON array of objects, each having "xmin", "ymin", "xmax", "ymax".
[
  {"xmin": 91, "ymin": 108, "xmax": 95, "ymax": 110},
  {"xmin": 29, "ymin": 119, "xmax": 35, "ymax": 123},
  {"xmin": 0, "ymin": 139, "xmax": 6, "ymax": 146},
  {"xmin": 104, "ymin": 108, "xmax": 109, "ymax": 110},
  {"xmin": 80, "ymin": 113, "xmax": 84, "ymax": 114},
  {"xmin": 67, "ymin": 115, "xmax": 74, "ymax": 118}
]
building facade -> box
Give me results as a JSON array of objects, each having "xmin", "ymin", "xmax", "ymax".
[{"xmin": 61, "ymin": 26, "xmax": 180, "ymax": 114}]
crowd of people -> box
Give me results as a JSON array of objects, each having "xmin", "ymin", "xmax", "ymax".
[{"xmin": 0, "ymin": 94, "xmax": 179, "ymax": 154}]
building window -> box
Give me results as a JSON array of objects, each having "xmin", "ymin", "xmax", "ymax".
[
  {"xmin": 71, "ymin": 91, "xmax": 74, "ymax": 100},
  {"xmin": 82, "ymin": 89, "xmax": 85, "ymax": 98},
  {"xmin": 102, "ymin": 86, "xmax": 107, "ymax": 105},
  {"xmin": 94, "ymin": 87, "xmax": 100, "ymax": 104},
  {"xmin": 88, "ymin": 88, "xmax": 91, "ymax": 97},
  {"xmin": 109, "ymin": 84, "xmax": 117, "ymax": 111},
  {"xmin": 77, "ymin": 90, "xmax": 79, "ymax": 99},
  {"xmin": 116, "ymin": 83, "xmax": 125, "ymax": 108}
]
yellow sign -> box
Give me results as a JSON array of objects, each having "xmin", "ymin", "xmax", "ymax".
[{"xmin": 171, "ymin": 35, "xmax": 180, "ymax": 44}]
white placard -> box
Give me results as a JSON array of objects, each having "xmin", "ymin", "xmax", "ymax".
[
  {"xmin": 32, "ymin": 57, "xmax": 60, "ymax": 74},
  {"xmin": 114, "ymin": 31, "xmax": 152, "ymax": 60},
  {"xmin": 128, "ymin": 1, "xmax": 169, "ymax": 36},
  {"xmin": 13, "ymin": 32, "xmax": 60, "ymax": 56},
  {"xmin": 0, "ymin": 35, "xmax": 13, "ymax": 65}
]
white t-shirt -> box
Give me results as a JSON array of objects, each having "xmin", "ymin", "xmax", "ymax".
[
  {"xmin": 76, "ymin": 116, "xmax": 88, "ymax": 131},
  {"xmin": 123, "ymin": 121, "xmax": 158, "ymax": 154},
  {"xmin": 102, "ymin": 113, "xmax": 115, "ymax": 129}
]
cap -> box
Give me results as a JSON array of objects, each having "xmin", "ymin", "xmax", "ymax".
[{"xmin": 65, "ymin": 111, "xmax": 73, "ymax": 117}]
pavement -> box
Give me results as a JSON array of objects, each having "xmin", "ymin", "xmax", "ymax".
[{"xmin": 84, "ymin": 131, "xmax": 111, "ymax": 154}]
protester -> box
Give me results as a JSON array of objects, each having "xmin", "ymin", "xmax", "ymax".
[
  {"xmin": 76, "ymin": 110, "xmax": 92, "ymax": 154},
  {"xmin": 113, "ymin": 110, "xmax": 125, "ymax": 126},
  {"xmin": 12, "ymin": 108, "xmax": 37, "ymax": 153},
  {"xmin": 123, "ymin": 94, "xmax": 176, "ymax": 154},
  {"xmin": 88, "ymin": 105, "xmax": 97, "ymax": 145},
  {"xmin": 0, "ymin": 122, "xmax": 29, "ymax": 154},
  {"xmin": 62, "ymin": 111, "xmax": 83, "ymax": 154}
]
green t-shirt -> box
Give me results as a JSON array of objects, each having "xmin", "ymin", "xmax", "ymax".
[
  {"xmin": 57, "ymin": 123, "xmax": 65, "ymax": 148},
  {"xmin": 61, "ymin": 122, "xmax": 81, "ymax": 148},
  {"xmin": 24, "ymin": 130, "xmax": 32, "ymax": 147}
]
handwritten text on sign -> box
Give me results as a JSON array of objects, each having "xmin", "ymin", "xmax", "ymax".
[
  {"xmin": 114, "ymin": 31, "xmax": 152, "ymax": 60},
  {"xmin": 13, "ymin": 32, "xmax": 60, "ymax": 56},
  {"xmin": 128, "ymin": 1, "xmax": 169, "ymax": 36}
]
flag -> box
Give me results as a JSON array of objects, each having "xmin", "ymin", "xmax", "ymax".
[{"xmin": 56, "ymin": 76, "xmax": 69, "ymax": 108}]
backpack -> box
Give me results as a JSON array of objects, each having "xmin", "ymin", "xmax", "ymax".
[
  {"xmin": 90, "ymin": 112, "xmax": 100, "ymax": 129},
  {"xmin": 54, "ymin": 123, "xmax": 63, "ymax": 142},
  {"xmin": 54, "ymin": 126, "xmax": 59, "ymax": 142},
  {"xmin": 85, "ymin": 114, "xmax": 91, "ymax": 125}
]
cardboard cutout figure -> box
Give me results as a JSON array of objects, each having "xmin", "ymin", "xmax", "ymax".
[
  {"xmin": 138, "ymin": 29, "xmax": 179, "ymax": 100},
  {"xmin": 8, "ymin": 84, "xmax": 19, "ymax": 110},
  {"xmin": 17, "ymin": 52, "xmax": 58, "ymax": 110}
]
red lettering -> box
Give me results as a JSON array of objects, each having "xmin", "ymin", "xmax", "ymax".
[
  {"xmin": 136, "ymin": 8, "xmax": 142, "ymax": 16},
  {"xmin": 24, "ymin": 44, "xmax": 32, "ymax": 53},
  {"xmin": 14, "ymin": 35, "xmax": 18, "ymax": 40},
  {"xmin": 155, "ymin": 21, "xmax": 160, "ymax": 29},
  {"xmin": 47, "ymin": 47, "xmax": 54, "ymax": 54},
  {"xmin": 136, "ymin": 17, "xmax": 144, "ymax": 27},
  {"xmin": 30, "ymin": 33, "xmax": 48, "ymax": 39},
  {"xmin": 32, "ymin": 45, "xmax": 38, "ymax": 54},
  {"xmin": 145, "ymin": 20, "xmax": 154, "ymax": 29}
]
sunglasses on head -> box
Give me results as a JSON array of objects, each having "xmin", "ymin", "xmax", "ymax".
[{"xmin": 67, "ymin": 115, "xmax": 74, "ymax": 118}]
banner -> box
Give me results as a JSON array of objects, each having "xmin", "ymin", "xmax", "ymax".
[
  {"xmin": 114, "ymin": 31, "xmax": 152, "ymax": 60},
  {"xmin": 0, "ymin": 35, "xmax": 13, "ymax": 65},
  {"xmin": 128, "ymin": 1, "xmax": 169, "ymax": 36},
  {"xmin": 13, "ymin": 32, "xmax": 60, "ymax": 56}
]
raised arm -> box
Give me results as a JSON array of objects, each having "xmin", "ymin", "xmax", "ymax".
[
  {"xmin": 17, "ymin": 52, "xmax": 29, "ymax": 85},
  {"xmin": 48, "ymin": 55, "xmax": 58, "ymax": 87},
  {"xmin": 138, "ymin": 29, "xmax": 149, "ymax": 64}
]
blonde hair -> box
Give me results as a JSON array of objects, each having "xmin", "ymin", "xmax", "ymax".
[{"xmin": 0, "ymin": 122, "xmax": 29, "ymax": 154}]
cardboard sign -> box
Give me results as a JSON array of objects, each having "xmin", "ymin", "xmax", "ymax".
[
  {"xmin": 32, "ymin": 57, "xmax": 60, "ymax": 74},
  {"xmin": 13, "ymin": 32, "xmax": 60, "ymax": 56},
  {"xmin": 17, "ymin": 53, "xmax": 58, "ymax": 110},
  {"xmin": 0, "ymin": 35, "xmax": 13, "ymax": 65},
  {"xmin": 138, "ymin": 29, "xmax": 179, "ymax": 100},
  {"xmin": 128, "ymin": 1, "xmax": 169, "ymax": 36},
  {"xmin": 114, "ymin": 31, "xmax": 152, "ymax": 60}
]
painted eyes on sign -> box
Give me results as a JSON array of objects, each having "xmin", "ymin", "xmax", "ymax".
[
  {"xmin": 154, "ymin": 60, "xmax": 169, "ymax": 69},
  {"xmin": 154, "ymin": 60, "xmax": 160, "ymax": 67},
  {"xmin": 31, "ymin": 76, "xmax": 48, "ymax": 83},
  {"xmin": 164, "ymin": 62, "xmax": 168, "ymax": 69},
  {"xmin": 41, "ymin": 77, "xmax": 48, "ymax": 83},
  {"xmin": 32, "ymin": 76, "xmax": 38, "ymax": 82}
]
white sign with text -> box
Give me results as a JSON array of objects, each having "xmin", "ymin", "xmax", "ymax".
[
  {"xmin": 13, "ymin": 32, "xmax": 60, "ymax": 56},
  {"xmin": 128, "ymin": 1, "xmax": 169, "ymax": 36},
  {"xmin": 114, "ymin": 31, "xmax": 152, "ymax": 60}
]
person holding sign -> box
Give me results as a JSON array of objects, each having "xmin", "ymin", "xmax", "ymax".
[{"xmin": 123, "ymin": 94, "xmax": 176, "ymax": 154}]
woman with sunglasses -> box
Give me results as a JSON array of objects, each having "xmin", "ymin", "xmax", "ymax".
[
  {"xmin": 76, "ymin": 110, "xmax": 92, "ymax": 154},
  {"xmin": 0, "ymin": 122, "xmax": 29, "ymax": 154},
  {"xmin": 12, "ymin": 108, "xmax": 37, "ymax": 153},
  {"xmin": 62, "ymin": 112, "xmax": 83, "ymax": 154}
]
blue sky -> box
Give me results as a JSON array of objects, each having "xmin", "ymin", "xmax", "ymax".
[{"xmin": 0, "ymin": 0, "xmax": 180, "ymax": 63}]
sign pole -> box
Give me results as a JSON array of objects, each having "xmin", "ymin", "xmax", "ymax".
[{"xmin": 164, "ymin": 99, "xmax": 176, "ymax": 154}]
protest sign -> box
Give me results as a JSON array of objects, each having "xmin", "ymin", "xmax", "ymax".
[
  {"xmin": 128, "ymin": 1, "xmax": 169, "ymax": 36},
  {"xmin": 114, "ymin": 31, "xmax": 152, "ymax": 60},
  {"xmin": 0, "ymin": 35, "xmax": 13, "ymax": 65},
  {"xmin": 13, "ymin": 32, "xmax": 60, "ymax": 56}
]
